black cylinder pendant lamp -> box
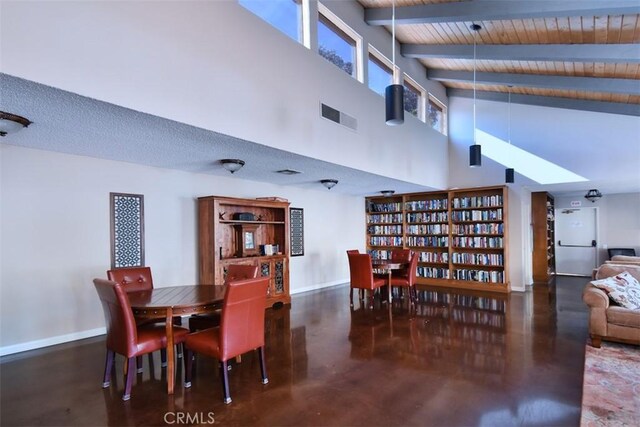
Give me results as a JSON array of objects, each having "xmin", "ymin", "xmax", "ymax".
[
  {"xmin": 385, "ymin": 0, "xmax": 404, "ymax": 125},
  {"xmin": 505, "ymin": 168, "xmax": 515, "ymax": 183},
  {"xmin": 468, "ymin": 23, "xmax": 482, "ymax": 167}
]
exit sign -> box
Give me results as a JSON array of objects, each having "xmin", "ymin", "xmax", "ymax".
[{"xmin": 570, "ymin": 200, "xmax": 582, "ymax": 207}]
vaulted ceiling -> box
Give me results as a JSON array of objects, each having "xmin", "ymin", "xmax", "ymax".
[{"xmin": 359, "ymin": 0, "xmax": 640, "ymax": 116}]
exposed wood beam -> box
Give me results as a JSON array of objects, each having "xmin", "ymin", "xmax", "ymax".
[
  {"xmin": 447, "ymin": 88, "xmax": 640, "ymax": 117},
  {"xmin": 429, "ymin": 70, "xmax": 640, "ymax": 95},
  {"xmin": 402, "ymin": 44, "xmax": 640, "ymax": 63},
  {"xmin": 365, "ymin": 1, "xmax": 640, "ymax": 25}
]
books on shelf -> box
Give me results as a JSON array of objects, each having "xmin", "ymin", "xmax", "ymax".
[
  {"xmin": 407, "ymin": 236, "xmax": 449, "ymax": 247},
  {"xmin": 369, "ymin": 236, "xmax": 403, "ymax": 246},
  {"xmin": 452, "ymin": 195, "xmax": 503, "ymax": 208},
  {"xmin": 407, "ymin": 224, "xmax": 449, "ymax": 235},
  {"xmin": 452, "ymin": 209, "xmax": 503, "ymax": 222},
  {"xmin": 405, "ymin": 199, "xmax": 448, "ymax": 211},
  {"xmin": 417, "ymin": 266, "xmax": 450, "ymax": 279},
  {"xmin": 452, "ymin": 223, "xmax": 503, "ymax": 235},
  {"xmin": 367, "ymin": 225, "xmax": 402, "ymax": 235},
  {"xmin": 407, "ymin": 211, "xmax": 448, "ymax": 223},
  {"xmin": 453, "ymin": 269, "xmax": 504, "ymax": 283},
  {"xmin": 418, "ymin": 251, "xmax": 449, "ymax": 263},
  {"xmin": 452, "ymin": 252, "xmax": 503, "ymax": 266},
  {"xmin": 367, "ymin": 213, "xmax": 403, "ymax": 224},
  {"xmin": 452, "ymin": 236, "xmax": 503, "ymax": 249},
  {"xmin": 369, "ymin": 202, "xmax": 402, "ymax": 212}
]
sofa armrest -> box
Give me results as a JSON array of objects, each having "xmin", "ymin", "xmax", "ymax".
[{"xmin": 583, "ymin": 284, "xmax": 609, "ymax": 309}]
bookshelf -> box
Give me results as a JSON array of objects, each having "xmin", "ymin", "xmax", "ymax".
[
  {"xmin": 365, "ymin": 186, "xmax": 509, "ymax": 293},
  {"xmin": 198, "ymin": 195, "xmax": 291, "ymax": 308},
  {"xmin": 531, "ymin": 192, "xmax": 555, "ymax": 282}
]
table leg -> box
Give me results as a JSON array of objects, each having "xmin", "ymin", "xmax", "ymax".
[
  {"xmin": 166, "ymin": 307, "xmax": 175, "ymax": 395},
  {"xmin": 388, "ymin": 270, "xmax": 393, "ymax": 303}
]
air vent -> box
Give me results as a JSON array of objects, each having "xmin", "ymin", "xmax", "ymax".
[
  {"xmin": 276, "ymin": 169, "xmax": 302, "ymax": 175},
  {"xmin": 320, "ymin": 103, "xmax": 358, "ymax": 131}
]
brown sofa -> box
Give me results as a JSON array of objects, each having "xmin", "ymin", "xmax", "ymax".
[{"xmin": 583, "ymin": 263, "xmax": 640, "ymax": 347}]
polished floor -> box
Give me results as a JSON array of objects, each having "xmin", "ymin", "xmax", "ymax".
[{"xmin": 1, "ymin": 277, "xmax": 590, "ymax": 426}]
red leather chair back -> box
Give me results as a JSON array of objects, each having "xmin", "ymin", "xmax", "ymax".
[
  {"xmin": 346, "ymin": 250, "xmax": 359, "ymax": 255},
  {"xmin": 107, "ymin": 267, "xmax": 153, "ymax": 293},
  {"xmin": 348, "ymin": 253, "xmax": 377, "ymax": 290},
  {"xmin": 93, "ymin": 278, "xmax": 138, "ymax": 357},
  {"xmin": 219, "ymin": 277, "xmax": 269, "ymax": 361},
  {"xmin": 391, "ymin": 249, "xmax": 412, "ymax": 264},
  {"xmin": 225, "ymin": 264, "xmax": 259, "ymax": 284}
]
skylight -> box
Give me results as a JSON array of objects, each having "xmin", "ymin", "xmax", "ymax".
[{"xmin": 476, "ymin": 130, "xmax": 588, "ymax": 185}]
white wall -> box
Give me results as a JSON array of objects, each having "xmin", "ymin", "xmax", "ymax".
[
  {"xmin": 554, "ymin": 193, "xmax": 640, "ymax": 265},
  {"xmin": 0, "ymin": 0, "xmax": 449, "ymax": 189},
  {"xmin": 0, "ymin": 145, "xmax": 364, "ymax": 352}
]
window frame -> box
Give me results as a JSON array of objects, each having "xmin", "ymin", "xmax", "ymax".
[
  {"xmin": 239, "ymin": 0, "xmax": 304, "ymax": 44},
  {"xmin": 402, "ymin": 74, "xmax": 426, "ymax": 122},
  {"xmin": 427, "ymin": 93, "xmax": 448, "ymax": 135},
  {"xmin": 317, "ymin": 2, "xmax": 363, "ymax": 82},
  {"xmin": 367, "ymin": 45, "xmax": 394, "ymax": 96}
]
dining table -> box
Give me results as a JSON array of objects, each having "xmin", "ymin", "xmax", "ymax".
[
  {"xmin": 371, "ymin": 259, "xmax": 407, "ymax": 303},
  {"xmin": 127, "ymin": 284, "xmax": 226, "ymax": 395}
]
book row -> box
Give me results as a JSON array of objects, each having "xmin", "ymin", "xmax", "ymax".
[
  {"xmin": 452, "ymin": 223, "xmax": 503, "ymax": 235},
  {"xmin": 418, "ymin": 251, "xmax": 449, "ymax": 263},
  {"xmin": 368, "ymin": 249, "xmax": 392, "ymax": 260},
  {"xmin": 367, "ymin": 225, "xmax": 402, "ymax": 235},
  {"xmin": 452, "ymin": 269, "xmax": 504, "ymax": 283},
  {"xmin": 367, "ymin": 213, "xmax": 403, "ymax": 224},
  {"xmin": 452, "ymin": 237, "xmax": 503, "ymax": 248},
  {"xmin": 405, "ymin": 199, "xmax": 448, "ymax": 211},
  {"xmin": 406, "ymin": 212, "xmax": 449, "ymax": 223},
  {"xmin": 407, "ymin": 224, "xmax": 449, "ymax": 235},
  {"xmin": 417, "ymin": 267, "xmax": 450, "ymax": 279},
  {"xmin": 369, "ymin": 236, "xmax": 403, "ymax": 246},
  {"xmin": 451, "ymin": 252, "xmax": 504, "ymax": 266},
  {"xmin": 368, "ymin": 202, "xmax": 402, "ymax": 213},
  {"xmin": 407, "ymin": 236, "xmax": 449, "ymax": 247},
  {"xmin": 451, "ymin": 209, "xmax": 503, "ymax": 222},
  {"xmin": 452, "ymin": 195, "xmax": 503, "ymax": 209}
]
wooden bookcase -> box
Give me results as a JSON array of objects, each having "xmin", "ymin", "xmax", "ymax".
[
  {"xmin": 198, "ymin": 196, "xmax": 291, "ymax": 308},
  {"xmin": 365, "ymin": 186, "xmax": 510, "ymax": 293},
  {"xmin": 531, "ymin": 192, "xmax": 555, "ymax": 282}
]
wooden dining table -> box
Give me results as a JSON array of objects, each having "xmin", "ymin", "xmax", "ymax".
[
  {"xmin": 371, "ymin": 259, "xmax": 406, "ymax": 303},
  {"xmin": 127, "ymin": 285, "xmax": 226, "ymax": 395}
]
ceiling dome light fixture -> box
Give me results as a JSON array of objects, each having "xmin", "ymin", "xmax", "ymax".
[
  {"xmin": 505, "ymin": 85, "xmax": 515, "ymax": 183},
  {"xmin": 385, "ymin": 0, "xmax": 404, "ymax": 126},
  {"xmin": 584, "ymin": 189, "xmax": 603, "ymax": 203},
  {"xmin": 220, "ymin": 159, "xmax": 245, "ymax": 174},
  {"xmin": 469, "ymin": 23, "xmax": 482, "ymax": 167},
  {"xmin": 320, "ymin": 179, "xmax": 338, "ymax": 190},
  {"xmin": 0, "ymin": 111, "xmax": 32, "ymax": 137},
  {"xmin": 380, "ymin": 190, "xmax": 395, "ymax": 197}
]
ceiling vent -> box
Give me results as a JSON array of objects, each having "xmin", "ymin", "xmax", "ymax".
[
  {"xmin": 276, "ymin": 169, "xmax": 302, "ymax": 175},
  {"xmin": 320, "ymin": 103, "xmax": 358, "ymax": 131}
]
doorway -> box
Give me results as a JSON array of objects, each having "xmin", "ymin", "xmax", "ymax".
[{"xmin": 555, "ymin": 207, "xmax": 598, "ymax": 276}]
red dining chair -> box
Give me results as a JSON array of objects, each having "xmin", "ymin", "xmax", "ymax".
[
  {"xmin": 188, "ymin": 264, "xmax": 259, "ymax": 332},
  {"xmin": 386, "ymin": 252, "xmax": 419, "ymax": 302},
  {"xmin": 93, "ymin": 278, "xmax": 189, "ymax": 401},
  {"xmin": 184, "ymin": 277, "xmax": 270, "ymax": 404},
  {"xmin": 347, "ymin": 253, "xmax": 386, "ymax": 309},
  {"xmin": 390, "ymin": 249, "xmax": 412, "ymax": 276},
  {"xmin": 107, "ymin": 266, "xmax": 181, "ymax": 369},
  {"xmin": 346, "ymin": 249, "xmax": 360, "ymax": 255}
]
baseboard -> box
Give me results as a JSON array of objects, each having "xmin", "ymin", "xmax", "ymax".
[
  {"xmin": 291, "ymin": 280, "xmax": 347, "ymax": 295},
  {"xmin": 0, "ymin": 327, "xmax": 106, "ymax": 357}
]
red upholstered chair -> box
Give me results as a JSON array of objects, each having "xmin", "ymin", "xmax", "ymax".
[
  {"xmin": 188, "ymin": 264, "xmax": 259, "ymax": 332},
  {"xmin": 346, "ymin": 249, "xmax": 360, "ymax": 255},
  {"xmin": 390, "ymin": 249, "xmax": 412, "ymax": 277},
  {"xmin": 93, "ymin": 278, "xmax": 189, "ymax": 401},
  {"xmin": 347, "ymin": 253, "xmax": 386, "ymax": 309},
  {"xmin": 184, "ymin": 277, "xmax": 270, "ymax": 404},
  {"xmin": 386, "ymin": 252, "xmax": 419, "ymax": 302}
]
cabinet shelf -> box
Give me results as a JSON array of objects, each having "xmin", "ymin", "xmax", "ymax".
[
  {"xmin": 451, "ymin": 205, "xmax": 504, "ymax": 211},
  {"xmin": 532, "ymin": 192, "xmax": 555, "ymax": 282}
]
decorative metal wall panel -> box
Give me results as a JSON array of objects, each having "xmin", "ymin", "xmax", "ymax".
[
  {"xmin": 275, "ymin": 260, "xmax": 284, "ymax": 294},
  {"xmin": 110, "ymin": 193, "xmax": 144, "ymax": 269},
  {"xmin": 290, "ymin": 207, "xmax": 304, "ymax": 257},
  {"xmin": 261, "ymin": 262, "xmax": 270, "ymax": 278}
]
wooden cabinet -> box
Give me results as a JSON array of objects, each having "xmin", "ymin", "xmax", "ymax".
[
  {"xmin": 198, "ymin": 196, "xmax": 291, "ymax": 307},
  {"xmin": 365, "ymin": 186, "xmax": 509, "ymax": 293},
  {"xmin": 532, "ymin": 192, "xmax": 555, "ymax": 283}
]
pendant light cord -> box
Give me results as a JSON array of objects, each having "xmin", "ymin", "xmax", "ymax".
[
  {"xmin": 473, "ymin": 26, "xmax": 477, "ymax": 144},
  {"xmin": 392, "ymin": 0, "xmax": 397, "ymax": 84},
  {"xmin": 508, "ymin": 86, "xmax": 511, "ymax": 145}
]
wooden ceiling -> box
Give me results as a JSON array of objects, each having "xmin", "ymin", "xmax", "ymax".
[{"xmin": 358, "ymin": 0, "xmax": 640, "ymax": 115}]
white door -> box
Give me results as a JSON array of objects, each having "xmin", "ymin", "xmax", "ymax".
[{"xmin": 555, "ymin": 207, "xmax": 598, "ymax": 276}]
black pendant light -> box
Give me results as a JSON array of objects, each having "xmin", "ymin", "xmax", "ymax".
[
  {"xmin": 469, "ymin": 23, "xmax": 482, "ymax": 167},
  {"xmin": 385, "ymin": 0, "xmax": 404, "ymax": 125},
  {"xmin": 505, "ymin": 86, "xmax": 515, "ymax": 183}
]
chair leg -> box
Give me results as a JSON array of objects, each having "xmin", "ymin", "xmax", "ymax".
[
  {"xmin": 177, "ymin": 343, "xmax": 183, "ymax": 359},
  {"xmin": 350, "ymin": 288, "xmax": 354, "ymax": 307},
  {"xmin": 161, "ymin": 348, "xmax": 167, "ymax": 368},
  {"xmin": 590, "ymin": 335, "xmax": 602, "ymax": 348},
  {"xmin": 102, "ymin": 350, "xmax": 115, "ymax": 387},
  {"xmin": 136, "ymin": 356, "xmax": 143, "ymax": 374},
  {"xmin": 369, "ymin": 292, "xmax": 374, "ymax": 309},
  {"xmin": 220, "ymin": 360, "xmax": 232, "ymax": 404},
  {"xmin": 123, "ymin": 357, "xmax": 136, "ymax": 401},
  {"xmin": 258, "ymin": 347, "xmax": 268, "ymax": 384},
  {"xmin": 184, "ymin": 348, "xmax": 193, "ymax": 388}
]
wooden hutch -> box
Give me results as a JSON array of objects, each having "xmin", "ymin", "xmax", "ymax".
[{"xmin": 198, "ymin": 196, "xmax": 291, "ymax": 308}]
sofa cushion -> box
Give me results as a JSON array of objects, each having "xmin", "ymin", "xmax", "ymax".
[
  {"xmin": 590, "ymin": 271, "xmax": 640, "ymax": 310},
  {"xmin": 596, "ymin": 264, "xmax": 640, "ymax": 281},
  {"xmin": 611, "ymin": 255, "xmax": 640, "ymax": 263},
  {"xmin": 607, "ymin": 306, "xmax": 640, "ymax": 328}
]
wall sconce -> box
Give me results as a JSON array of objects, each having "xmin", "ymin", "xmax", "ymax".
[
  {"xmin": 0, "ymin": 111, "xmax": 32, "ymax": 137},
  {"xmin": 320, "ymin": 179, "xmax": 338, "ymax": 190},
  {"xmin": 220, "ymin": 159, "xmax": 245, "ymax": 174},
  {"xmin": 380, "ymin": 190, "xmax": 395, "ymax": 197},
  {"xmin": 584, "ymin": 189, "xmax": 602, "ymax": 203}
]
